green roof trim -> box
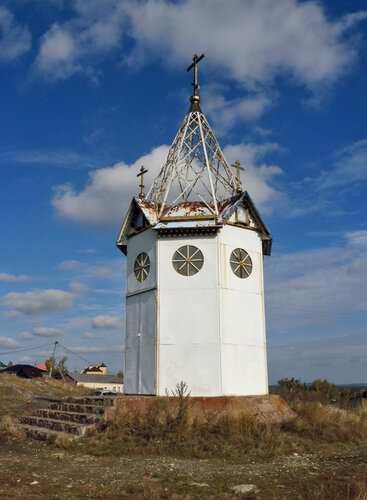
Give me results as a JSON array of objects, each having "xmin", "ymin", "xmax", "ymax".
[{"xmin": 0, "ymin": 362, "xmax": 7, "ymax": 367}]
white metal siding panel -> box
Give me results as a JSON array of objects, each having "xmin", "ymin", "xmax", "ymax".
[
  {"xmin": 126, "ymin": 229, "xmax": 157, "ymax": 295},
  {"xmin": 125, "ymin": 291, "xmax": 156, "ymax": 394},
  {"xmin": 157, "ymin": 235, "xmax": 220, "ymax": 396},
  {"xmin": 218, "ymin": 225, "xmax": 268, "ymax": 396},
  {"xmin": 221, "ymin": 289, "xmax": 264, "ymax": 345},
  {"xmin": 158, "ymin": 344, "xmax": 221, "ymax": 396},
  {"xmin": 221, "ymin": 344, "xmax": 268, "ymax": 395}
]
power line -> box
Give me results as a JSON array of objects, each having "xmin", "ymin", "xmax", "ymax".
[
  {"xmin": 0, "ymin": 342, "xmax": 55, "ymax": 356},
  {"xmin": 57, "ymin": 342, "xmax": 94, "ymax": 366}
]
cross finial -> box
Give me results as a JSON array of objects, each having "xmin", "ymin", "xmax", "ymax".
[
  {"xmin": 137, "ymin": 166, "xmax": 148, "ymax": 199},
  {"xmin": 231, "ymin": 160, "xmax": 245, "ymax": 194},
  {"xmin": 187, "ymin": 53, "xmax": 205, "ymax": 107}
]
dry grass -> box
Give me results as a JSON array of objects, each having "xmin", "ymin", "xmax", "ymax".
[
  {"xmin": 286, "ymin": 402, "xmax": 367, "ymax": 443},
  {"xmin": 43, "ymin": 377, "xmax": 94, "ymax": 396},
  {"xmin": 0, "ymin": 373, "xmax": 93, "ymax": 398},
  {"xmin": 85, "ymin": 398, "xmax": 367, "ymax": 461},
  {"xmin": 0, "ymin": 416, "xmax": 25, "ymax": 439}
]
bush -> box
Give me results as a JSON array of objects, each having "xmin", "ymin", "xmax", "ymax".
[{"xmin": 310, "ymin": 379, "xmax": 339, "ymax": 401}]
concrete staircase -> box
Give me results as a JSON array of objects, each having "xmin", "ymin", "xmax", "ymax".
[{"xmin": 19, "ymin": 396, "xmax": 116, "ymax": 441}]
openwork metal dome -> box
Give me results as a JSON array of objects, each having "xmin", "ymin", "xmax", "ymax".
[
  {"xmin": 146, "ymin": 54, "xmax": 237, "ymax": 218},
  {"xmin": 147, "ymin": 109, "xmax": 237, "ymax": 217}
]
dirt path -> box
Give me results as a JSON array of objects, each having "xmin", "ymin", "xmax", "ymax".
[{"xmin": 0, "ymin": 432, "xmax": 366, "ymax": 499}]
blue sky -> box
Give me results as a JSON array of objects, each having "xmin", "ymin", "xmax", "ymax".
[{"xmin": 0, "ymin": 0, "xmax": 366, "ymax": 383}]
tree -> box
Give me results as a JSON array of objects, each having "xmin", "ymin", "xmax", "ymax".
[
  {"xmin": 310, "ymin": 379, "xmax": 339, "ymax": 401},
  {"xmin": 276, "ymin": 377, "xmax": 306, "ymax": 403},
  {"xmin": 45, "ymin": 356, "xmax": 68, "ymax": 377},
  {"xmin": 56, "ymin": 357, "xmax": 68, "ymax": 376},
  {"xmin": 45, "ymin": 356, "xmax": 56, "ymax": 376},
  {"xmin": 116, "ymin": 371, "xmax": 124, "ymax": 382},
  {"xmin": 7, "ymin": 361, "xmax": 13, "ymax": 367}
]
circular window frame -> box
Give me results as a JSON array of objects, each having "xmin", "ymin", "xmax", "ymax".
[
  {"xmin": 172, "ymin": 245, "xmax": 204, "ymax": 277},
  {"xmin": 230, "ymin": 248, "xmax": 253, "ymax": 279},
  {"xmin": 134, "ymin": 252, "xmax": 151, "ymax": 282}
]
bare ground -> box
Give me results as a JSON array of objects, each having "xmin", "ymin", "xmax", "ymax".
[
  {"xmin": 0, "ymin": 433, "xmax": 366, "ymax": 499},
  {"xmin": 0, "ymin": 376, "xmax": 366, "ymax": 499}
]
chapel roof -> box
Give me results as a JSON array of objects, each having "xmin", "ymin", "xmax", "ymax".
[{"xmin": 117, "ymin": 55, "xmax": 272, "ymax": 255}]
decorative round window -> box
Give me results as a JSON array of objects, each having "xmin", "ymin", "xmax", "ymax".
[
  {"xmin": 134, "ymin": 252, "xmax": 150, "ymax": 282},
  {"xmin": 230, "ymin": 248, "xmax": 253, "ymax": 279},
  {"xmin": 172, "ymin": 245, "xmax": 204, "ymax": 277}
]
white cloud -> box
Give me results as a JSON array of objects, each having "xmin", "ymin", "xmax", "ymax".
[
  {"xmin": 57, "ymin": 259, "xmax": 82, "ymax": 271},
  {"xmin": 33, "ymin": 1, "xmax": 126, "ymax": 81},
  {"xmin": 265, "ymin": 230, "xmax": 367, "ymax": 333},
  {"xmin": 286, "ymin": 138, "xmax": 367, "ymax": 218},
  {"xmin": 69, "ymin": 281, "xmax": 89, "ymax": 294},
  {"xmin": 268, "ymin": 333, "xmax": 367, "ymax": 384},
  {"xmin": 18, "ymin": 355, "xmax": 33, "ymax": 363},
  {"xmin": 52, "ymin": 145, "xmax": 169, "ymax": 230},
  {"xmin": 0, "ymin": 336, "xmax": 21, "ymax": 349},
  {"xmin": 33, "ymin": 326, "xmax": 63, "ymax": 337},
  {"xmin": 92, "ymin": 314, "xmax": 121, "ymax": 329},
  {"xmin": 345, "ymin": 230, "xmax": 367, "ymax": 248},
  {"xmin": 82, "ymin": 331, "xmax": 100, "ymax": 339},
  {"xmin": 319, "ymin": 139, "xmax": 367, "ymax": 188},
  {"xmin": 32, "ymin": 1, "xmax": 367, "ymax": 123},
  {"xmin": 0, "ymin": 273, "xmax": 29, "ymax": 283},
  {"xmin": 71, "ymin": 344, "xmax": 123, "ymax": 354},
  {"xmin": 223, "ymin": 143, "xmax": 285, "ymax": 214},
  {"xmin": 51, "ymin": 141, "xmax": 284, "ymax": 228},
  {"xmin": 0, "ymin": 6, "xmax": 31, "ymax": 62},
  {"xmin": 125, "ymin": 0, "xmax": 366, "ymax": 89},
  {"xmin": 93, "ymin": 267, "xmax": 111, "ymax": 278},
  {"xmin": 2, "ymin": 289, "xmax": 74, "ymax": 315},
  {"xmin": 202, "ymin": 84, "xmax": 272, "ymax": 134},
  {"xmin": 19, "ymin": 331, "xmax": 33, "ymax": 340},
  {"xmin": 34, "ymin": 23, "xmax": 80, "ymax": 81},
  {"xmin": 0, "ymin": 149, "xmax": 98, "ymax": 170}
]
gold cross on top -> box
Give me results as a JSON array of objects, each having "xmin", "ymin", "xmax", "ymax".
[
  {"xmin": 137, "ymin": 166, "xmax": 148, "ymax": 199},
  {"xmin": 187, "ymin": 53, "xmax": 205, "ymax": 96},
  {"xmin": 231, "ymin": 160, "xmax": 245, "ymax": 194}
]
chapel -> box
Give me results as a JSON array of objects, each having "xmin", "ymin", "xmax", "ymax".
[{"xmin": 117, "ymin": 55, "xmax": 272, "ymax": 397}]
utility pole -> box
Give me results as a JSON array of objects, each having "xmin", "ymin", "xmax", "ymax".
[{"xmin": 48, "ymin": 341, "xmax": 58, "ymax": 379}]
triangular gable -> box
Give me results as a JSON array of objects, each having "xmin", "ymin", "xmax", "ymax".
[
  {"xmin": 219, "ymin": 192, "xmax": 272, "ymax": 256},
  {"xmin": 116, "ymin": 198, "xmax": 158, "ymax": 254},
  {"xmin": 219, "ymin": 192, "xmax": 270, "ymax": 233}
]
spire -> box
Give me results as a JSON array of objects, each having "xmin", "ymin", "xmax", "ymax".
[
  {"xmin": 187, "ymin": 53, "xmax": 204, "ymax": 112},
  {"xmin": 146, "ymin": 54, "xmax": 237, "ymax": 218}
]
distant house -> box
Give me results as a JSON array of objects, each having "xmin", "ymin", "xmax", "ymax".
[
  {"xmin": 0, "ymin": 362, "xmax": 6, "ymax": 370},
  {"xmin": 37, "ymin": 364, "xmax": 47, "ymax": 371},
  {"xmin": 54, "ymin": 373, "xmax": 76, "ymax": 384},
  {"xmin": 81, "ymin": 363, "xmax": 107, "ymax": 375},
  {"xmin": 71, "ymin": 372, "xmax": 124, "ymax": 393},
  {"xmin": 0, "ymin": 364, "xmax": 46, "ymax": 379}
]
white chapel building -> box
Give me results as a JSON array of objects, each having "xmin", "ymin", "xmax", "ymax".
[{"xmin": 117, "ymin": 56, "xmax": 272, "ymax": 397}]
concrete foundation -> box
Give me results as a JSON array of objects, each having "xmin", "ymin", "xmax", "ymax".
[{"xmin": 106, "ymin": 394, "xmax": 295, "ymax": 424}]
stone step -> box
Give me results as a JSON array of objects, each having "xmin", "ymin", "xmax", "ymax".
[
  {"xmin": 63, "ymin": 396, "xmax": 117, "ymax": 407},
  {"xmin": 18, "ymin": 424, "xmax": 71, "ymax": 441},
  {"xmin": 35, "ymin": 408, "xmax": 100, "ymax": 425},
  {"xmin": 49, "ymin": 402, "xmax": 106, "ymax": 415},
  {"xmin": 21, "ymin": 416, "xmax": 87, "ymax": 436}
]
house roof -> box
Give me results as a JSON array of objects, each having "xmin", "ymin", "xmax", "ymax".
[
  {"xmin": 71, "ymin": 373, "xmax": 124, "ymax": 384},
  {"xmin": 82, "ymin": 366, "xmax": 103, "ymax": 373},
  {"xmin": 0, "ymin": 362, "xmax": 6, "ymax": 368},
  {"xmin": 0, "ymin": 364, "xmax": 45, "ymax": 378}
]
